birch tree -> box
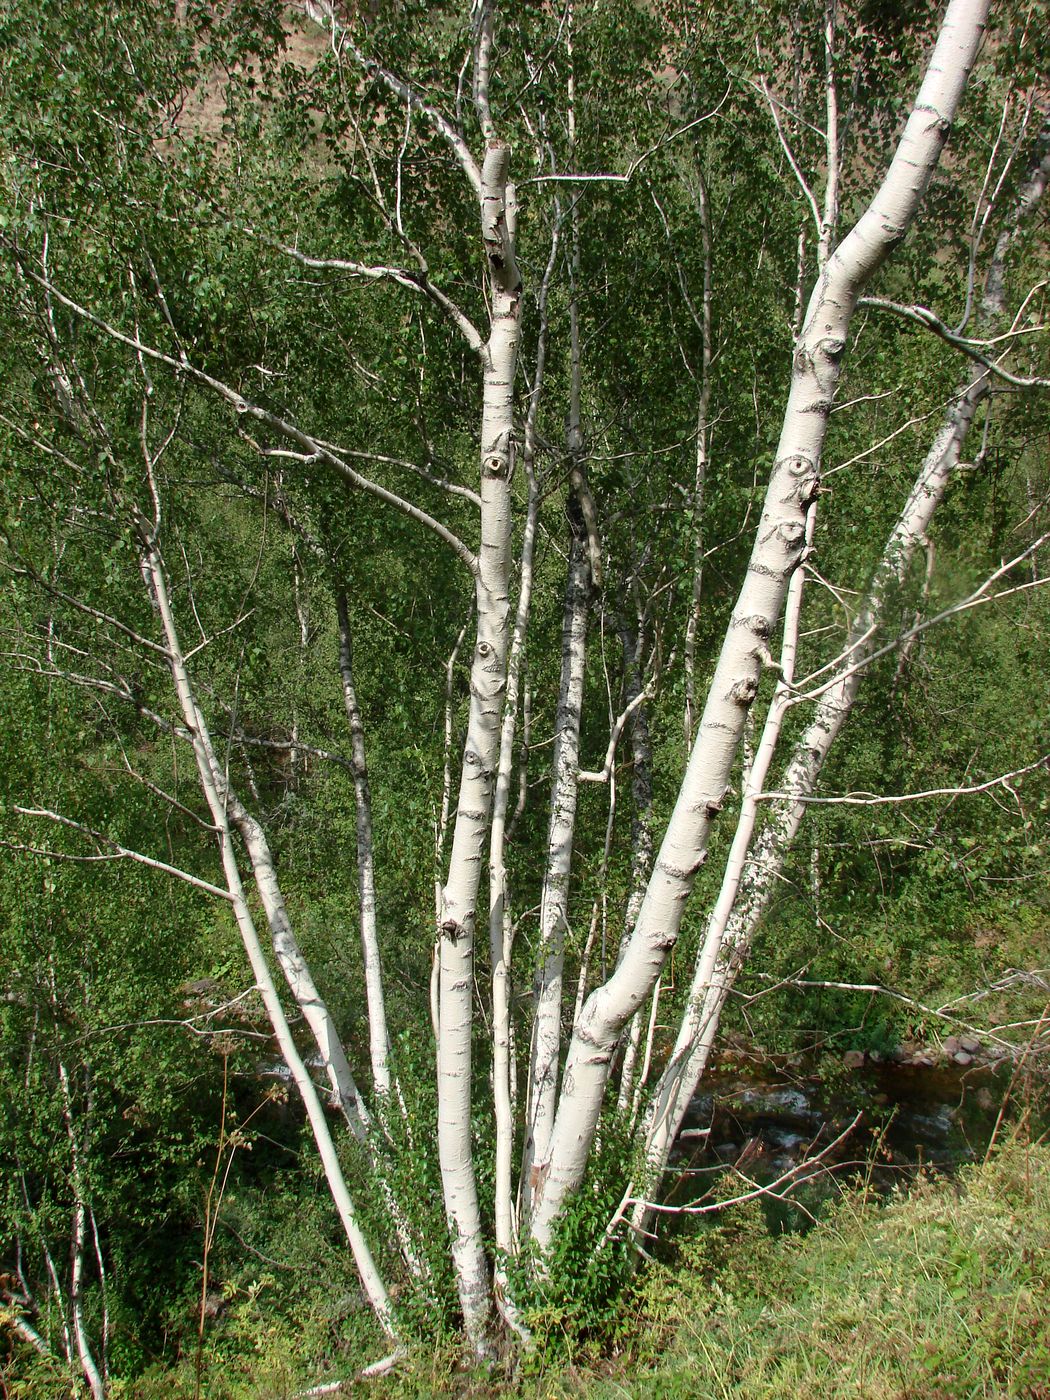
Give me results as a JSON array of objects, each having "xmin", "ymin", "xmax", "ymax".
[
  {"xmin": 529, "ymin": 0, "xmax": 992, "ymax": 1246},
  {"xmin": 3, "ymin": 0, "xmax": 1045, "ymax": 1373}
]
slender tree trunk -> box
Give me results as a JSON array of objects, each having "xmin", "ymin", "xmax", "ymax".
[
  {"xmin": 616, "ymin": 619, "xmax": 655, "ymax": 1115},
  {"xmin": 683, "ymin": 169, "xmax": 713, "ymax": 752},
  {"xmin": 335, "ymin": 588, "xmax": 395, "ymax": 1102},
  {"xmin": 489, "ymin": 211, "xmax": 559, "ymax": 1282},
  {"xmin": 56, "ymin": 1060, "xmax": 104, "ymax": 1400},
  {"xmin": 435, "ymin": 138, "xmax": 522, "ymax": 1346},
  {"xmin": 529, "ymin": 0, "xmax": 989, "ymax": 1249},
  {"xmin": 522, "ymin": 152, "xmax": 594, "ymax": 1206},
  {"xmin": 522, "ymin": 512, "xmax": 591, "ymax": 1203},
  {"xmin": 488, "ymin": 479, "xmax": 538, "ymax": 1257}
]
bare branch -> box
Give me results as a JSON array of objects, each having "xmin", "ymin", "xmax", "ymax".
[
  {"xmin": 860, "ymin": 295, "xmax": 1050, "ymax": 389},
  {"xmin": 256, "ymin": 235, "xmax": 485, "ymax": 353},
  {"xmin": 757, "ymin": 753, "xmax": 1049, "ymax": 806},
  {"xmin": 14, "ymin": 266, "xmax": 479, "ymax": 571},
  {"xmin": 9, "ymin": 808, "xmax": 236, "ymax": 901},
  {"xmin": 519, "ymin": 94, "xmax": 730, "ymax": 185},
  {"xmin": 578, "ymin": 687, "xmax": 652, "ymax": 783},
  {"xmin": 757, "ymin": 67, "xmax": 822, "ymax": 244},
  {"xmin": 304, "ymin": 1, "xmax": 483, "ymax": 196}
]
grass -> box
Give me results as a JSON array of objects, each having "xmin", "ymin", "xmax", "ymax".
[{"xmin": 570, "ymin": 1136, "xmax": 1050, "ymax": 1399}]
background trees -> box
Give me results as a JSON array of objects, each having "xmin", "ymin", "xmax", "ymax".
[{"xmin": 1, "ymin": 0, "xmax": 1047, "ymax": 1382}]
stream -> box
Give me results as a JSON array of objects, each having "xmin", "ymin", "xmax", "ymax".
[{"xmin": 671, "ymin": 1053, "xmax": 1043, "ymax": 1228}]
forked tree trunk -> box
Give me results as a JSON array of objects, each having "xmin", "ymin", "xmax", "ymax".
[
  {"xmin": 529, "ymin": 0, "xmax": 990, "ymax": 1249},
  {"xmin": 138, "ymin": 533, "xmax": 398, "ymax": 1340},
  {"xmin": 636, "ymin": 122, "xmax": 1049, "ymax": 1196},
  {"xmin": 635, "ymin": 505, "xmax": 815, "ymax": 1221}
]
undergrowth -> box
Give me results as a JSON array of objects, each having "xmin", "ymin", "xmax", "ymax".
[
  {"xmin": 6, "ymin": 1138, "xmax": 1048, "ymax": 1397},
  {"xmin": 573, "ymin": 1135, "xmax": 1050, "ymax": 1400}
]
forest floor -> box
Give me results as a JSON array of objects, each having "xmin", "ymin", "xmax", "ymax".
[
  {"xmin": 7, "ymin": 1100, "xmax": 1047, "ymax": 1399},
  {"xmin": 128, "ymin": 1133, "xmax": 1050, "ymax": 1399}
]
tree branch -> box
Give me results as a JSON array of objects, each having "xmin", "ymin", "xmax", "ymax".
[
  {"xmin": 860, "ymin": 295, "xmax": 1050, "ymax": 389},
  {"xmin": 14, "ymin": 265, "xmax": 479, "ymax": 571},
  {"xmin": 8, "ymin": 808, "xmax": 236, "ymax": 900}
]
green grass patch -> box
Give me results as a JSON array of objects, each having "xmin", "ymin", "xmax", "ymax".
[{"xmin": 579, "ymin": 1139, "xmax": 1050, "ymax": 1399}]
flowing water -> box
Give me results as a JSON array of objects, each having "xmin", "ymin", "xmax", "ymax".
[{"xmin": 671, "ymin": 1055, "xmax": 1044, "ymax": 1228}]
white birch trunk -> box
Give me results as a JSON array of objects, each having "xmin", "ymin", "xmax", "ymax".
[
  {"xmin": 522, "ymin": 518, "xmax": 591, "ymax": 1204},
  {"xmin": 139, "ymin": 538, "xmax": 398, "ymax": 1340},
  {"xmin": 635, "ymin": 506, "xmax": 815, "ymax": 1217},
  {"xmin": 69, "ymin": 1197, "xmax": 104, "ymax": 1400},
  {"xmin": 682, "ymin": 170, "xmax": 713, "ymax": 751},
  {"xmin": 435, "ymin": 139, "xmax": 522, "ymax": 1346},
  {"xmin": 529, "ymin": 0, "xmax": 989, "ymax": 1249},
  {"xmin": 335, "ymin": 589, "xmax": 394, "ymax": 1102},
  {"xmin": 489, "ymin": 212, "xmax": 559, "ymax": 1271},
  {"xmin": 488, "ymin": 481, "xmax": 537, "ymax": 1258},
  {"xmin": 634, "ymin": 119, "xmax": 1050, "ymax": 1193},
  {"xmin": 57, "ymin": 1060, "xmax": 105, "ymax": 1400},
  {"xmin": 521, "ymin": 80, "xmax": 594, "ymax": 1199},
  {"xmin": 222, "ymin": 790, "xmax": 372, "ymax": 1136},
  {"xmin": 616, "ymin": 621, "xmax": 655, "ymax": 1114}
]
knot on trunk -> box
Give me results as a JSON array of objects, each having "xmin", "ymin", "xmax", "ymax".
[
  {"xmin": 778, "ymin": 518, "xmax": 808, "ymax": 549},
  {"xmin": 729, "ymin": 674, "xmax": 759, "ymax": 706},
  {"xmin": 732, "ymin": 613, "xmax": 771, "ymax": 637}
]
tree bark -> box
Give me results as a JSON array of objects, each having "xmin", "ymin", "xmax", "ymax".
[
  {"xmin": 435, "ymin": 138, "xmax": 522, "ymax": 1347},
  {"xmin": 529, "ymin": 0, "xmax": 989, "ymax": 1250}
]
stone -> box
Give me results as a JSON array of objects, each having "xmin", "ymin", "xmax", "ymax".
[
  {"xmin": 952, "ymin": 1051, "xmax": 975, "ymax": 1067},
  {"xmin": 943, "ymin": 1035, "xmax": 962, "ymax": 1056},
  {"xmin": 959, "ymin": 1034, "xmax": 981, "ymax": 1054},
  {"xmin": 843, "ymin": 1049, "xmax": 866, "ymax": 1070},
  {"xmin": 911, "ymin": 1053, "xmax": 935, "ymax": 1068}
]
